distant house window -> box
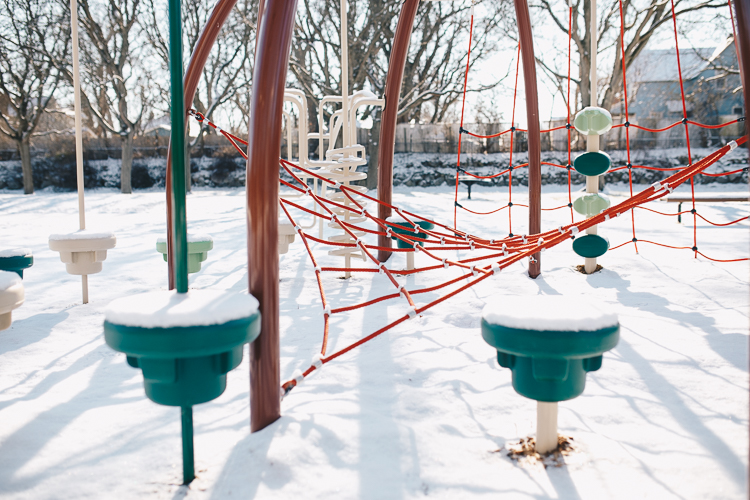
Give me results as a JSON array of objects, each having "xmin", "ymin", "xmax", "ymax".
[{"xmin": 733, "ymin": 106, "xmax": 743, "ymax": 115}]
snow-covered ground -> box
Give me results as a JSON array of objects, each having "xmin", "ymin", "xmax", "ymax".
[{"xmin": 0, "ymin": 180, "xmax": 747, "ymax": 499}]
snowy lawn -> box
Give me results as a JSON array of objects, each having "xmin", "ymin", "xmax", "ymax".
[{"xmin": 0, "ymin": 181, "xmax": 747, "ymax": 499}]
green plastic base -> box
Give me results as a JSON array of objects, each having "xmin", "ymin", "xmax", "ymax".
[
  {"xmin": 482, "ymin": 318, "xmax": 619, "ymax": 402},
  {"xmin": 0, "ymin": 255, "xmax": 33, "ymax": 278},
  {"xmin": 126, "ymin": 346, "xmax": 243, "ymax": 406},
  {"xmin": 104, "ymin": 312, "xmax": 260, "ymax": 407},
  {"xmin": 156, "ymin": 239, "xmax": 213, "ymax": 274},
  {"xmin": 497, "ymin": 351, "xmax": 603, "ymax": 401},
  {"xmin": 385, "ymin": 219, "xmax": 435, "ymax": 249},
  {"xmin": 572, "ymin": 234, "xmax": 610, "ymax": 258}
]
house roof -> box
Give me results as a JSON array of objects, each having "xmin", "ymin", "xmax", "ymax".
[
  {"xmin": 626, "ymin": 36, "xmax": 738, "ymax": 84},
  {"xmin": 627, "ymin": 47, "xmax": 714, "ymax": 83}
]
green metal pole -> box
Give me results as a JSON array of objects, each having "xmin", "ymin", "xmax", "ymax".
[
  {"xmin": 181, "ymin": 406, "xmax": 195, "ymax": 484},
  {"xmin": 168, "ymin": 0, "xmax": 189, "ymax": 293}
]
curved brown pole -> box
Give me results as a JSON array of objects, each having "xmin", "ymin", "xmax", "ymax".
[
  {"xmin": 166, "ymin": 0, "xmax": 239, "ymax": 289},
  {"xmin": 377, "ymin": 0, "xmax": 420, "ymax": 262},
  {"xmin": 732, "ymin": 2, "xmax": 749, "ymax": 494},
  {"xmin": 513, "ymin": 0, "xmax": 541, "ymax": 278},
  {"xmin": 247, "ymin": 0, "xmax": 297, "ymax": 432}
]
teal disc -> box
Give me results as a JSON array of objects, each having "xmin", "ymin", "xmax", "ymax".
[
  {"xmin": 0, "ymin": 254, "xmax": 33, "ymax": 279},
  {"xmin": 572, "ymin": 234, "xmax": 609, "ymax": 258},
  {"xmin": 573, "ymin": 151, "xmax": 611, "ymax": 176}
]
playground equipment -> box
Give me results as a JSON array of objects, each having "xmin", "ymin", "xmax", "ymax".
[
  {"xmin": 0, "ymin": 248, "xmax": 33, "ymax": 278},
  {"xmin": 51, "ymin": 0, "xmax": 116, "ymax": 304},
  {"xmin": 101, "ymin": 0, "xmax": 262, "ymax": 483},
  {"xmin": 572, "ymin": 106, "xmax": 613, "ymax": 269},
  {"xmin": 385, "ymin": 217, "xmax": 435, "ymax": 270},
  {"xmin": 49, "ymin": 232, "xmax": 116, "ymax": 303},
  {"xmin": 0, "ymin": 271, "xmax": 24, "ymax": 331},
  {"xmin": 163, "ymin": 0, "xmax": 749, "ymax": 436},
  {"xmin": 481, "ymin": 296, "xmax": 619, "ymax": 453},
  {"xmin": 103, "ymin": 290, "xmax": 260, "ymax": 483},
  {"xmin": 156, "ymin": 234, "xmax": 213, "ymax": 273}
]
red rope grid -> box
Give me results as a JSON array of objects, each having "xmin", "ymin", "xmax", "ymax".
[
  {"xmin": 445, "ymin": 0, "xmax": 746, "ymax": 254},
  {"xmin": 187, "ymin": 108, "xmax": 746, "ymax": 397}
]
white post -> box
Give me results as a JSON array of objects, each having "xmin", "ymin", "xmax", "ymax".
[
  {"xmin": 71, "ymin": 0, "xmax": 89, "ymax": 303},
  {"xmin": 584, "ymin": 0, "xmax": 599, "ymax": 275},
  {"xmin": 340, "ymin": 0, "xmax": 350, "ymax": 149},
  {"xmin": 406, "ymin": 252, "xmax": 414, "ymax": 271},
  {"xmin": 536, "ymin": 401, "xmax": 558, "ymax": 454}
]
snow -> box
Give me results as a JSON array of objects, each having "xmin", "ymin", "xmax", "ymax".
[
  {"xmin": 0, "ymin": 181, "xmax": 747, "ymax": 499},
  {"xmin": 0, "ymin": 270, "xmax": 21, "ymax": 291},
  {"xmin": 48, "ymin": 229, "xmax": 116, "ymax": 241},
  {"xmin": 155, "ymin": 233, "xmax": 214, "ymax": 244},
  {"xmin": 104, "ymin": 289, "xmax": 258, "ymax": 328},
  {"xmin": 482, "ymin": 295, "xmax": 618, "ymax": 331},
  {"xmin": 0, "ymin": 248, "xmax": 31, "ymax": 258}
]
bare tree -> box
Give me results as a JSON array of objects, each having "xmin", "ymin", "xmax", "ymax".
[
  {"xmin": 0, "ymin": 0, "xmax": 69, "ymax": 194},
  {"xmin": 70, "ymin": 0, "xmax": 149, "ymax": 194},
  {"xmin": 535, "ymin": 0, "xmax": 727, "ymax": 111},
  {"xmin": 290, "ymin": 0, "xmax": 512, "ymax": 136},
  {"xmin": 142, "ymin": 0, "xmax": 256, "ymax": 148}
]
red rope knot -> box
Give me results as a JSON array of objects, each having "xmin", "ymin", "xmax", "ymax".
[
  {"xmin": 442, "ymin": 258, "xmax": 449, "ymax": 268},
  {"xmin": 469, "ymin": 241, "xmax": 475, "ymax": 251},
  {"xmin": 571, "ymin": 226, "xmax": 580, "ymax": 235},
  {"xmin": 314, "ymin": 265, "xmax": 322, "ymax": 273},
  {"xmin": 294, "ymin": 225, "xmax": 302, "ymax": 233},
  {"xmin": 558, "ymin": 226, "xmax": 565, "ymax": 234},
  {"xmin": 728, "ymin": 140, "xmax": 738, "ymax": 151},
  {"xmin": 378, "ymin": 262, "xmax": 386, "ymax": 274},
  {"xmin": 440, "ymin": 236, "xmax": 445, "ymax": 245},
  {"xmin": 491, "ymin": 263, "xmax": 501, "ymax": 275},
  {"xmin": 471, "ymin": 266, "xmax": 478, "ymax": 277},
  {"xmin": 407, "ymin": 305, "xmax": 418, "ymax": 319},
  {"xmin": 323, "ymin": 304, "xmax": 331, "ymax": 317},
  {"xmin": 312, "ymin": 353, "xmax": 324, "ymax": 371},
  {"xmin": 537, "ymin": 237, "xmax": 545, "ymax": 247}
]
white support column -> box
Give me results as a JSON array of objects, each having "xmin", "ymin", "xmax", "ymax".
[
  {"xmin": 536, "ymin": 401, "xmax": 558, "ymax": 454},
  {"xmin": 340, "ymin": 0, "xmax": 350, "ymax": 149},
  {"xmin": 584, "ymin": 0, "xmax": 599, "ymax": 275},
  {"xmin": 71, "ymin": 0, "xmax": 89, "ymax": 302}
]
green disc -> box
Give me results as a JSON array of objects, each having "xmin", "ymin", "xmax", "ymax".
[
  {"xmin": 573, "ymin": 193, "xmax": 611, "ymax": 217},
  {"xmin": 573, "ymin": 107, "xmax": 613, "ymax": 135},
  {"xmin": 572, "ymin": 234, "xmax": 609, "ymax": 258},
  {"xmin": 573, "ymin": 151, "xmax": 611, "ymax": 176}
]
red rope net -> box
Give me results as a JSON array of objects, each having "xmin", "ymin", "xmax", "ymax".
[{"xmin": 450, "ymin": 0, "xmax": 746, "ymax": 257}]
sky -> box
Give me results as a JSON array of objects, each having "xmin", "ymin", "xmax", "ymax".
[{"xmin": 465, "ymin": 0, "xmax": 737, "ymax": 127}]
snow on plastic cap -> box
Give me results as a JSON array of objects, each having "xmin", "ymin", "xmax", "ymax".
[
  {"xmin": 573, "ymin": 107, "xmax": 613, "ymax": 135},
  {"xmin": 0, "ymin": 248, "xmax": 32, "ymax": 258},
  {"xmin": 104, "ymin": 289, "xmax": 259, "ymax": 329},
  {"xmin": 482, "ymin": 295, "xmax": 618, "ymax": 331}
]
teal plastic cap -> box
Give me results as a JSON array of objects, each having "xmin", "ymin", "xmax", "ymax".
[
  {"xmin": 573, "ymin": 107, "xmax": 613, "ymax": 136},
  {"xmin": 481, "ymin": 295, "xmax": 619, "ymax": 402},
  {"xmin": 573, "ymin": 151, "xmax": 611, "ymax": 177},
  {"xmin": 103, "ymin": 290, "xmax": 260, "ymax": 407},
  {"xmin": 385, "ymin": 218, "xmax": 435, "ymax": 249},
  {"xmin": 572, "ymin": 234, "xmax": 610, "ymax": 259},
  {"xmin": 0, "ymin": 252, "xmax": 33, "ymax": 279}
]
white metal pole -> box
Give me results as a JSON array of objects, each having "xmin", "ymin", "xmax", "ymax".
[
  {"xmin": 340, "ymin": 0, "xmax": 350, "ymax": 149},
  {"xmin": 584, "ymin": 0, "xmax": 599, "ymax": 274},
  {"xmin": 71, "ymin": 0, "xmax": 89, "ymax": 302},
  {"xmin": 536, "ymin": 401, "xmax": 558, "ymax": 454}
]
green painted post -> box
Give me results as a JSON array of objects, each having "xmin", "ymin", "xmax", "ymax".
[
  {"xmin": 168, "ymin": 0, "xmax": 189, "ymax": 294},
  {"xmin": 181, "ymin": 406, "xmax": 195, "ymax": 484},
  {"xmin": 168, "ymin": 0, "xmax": 191, "ymax": 482}
]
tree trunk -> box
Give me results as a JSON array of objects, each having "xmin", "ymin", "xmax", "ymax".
[
  {"xmin": 19, "ymin": 136, "xmax": 34, "ymax": 194},
  {"xmin": 121, "ymin": 132, "xmax": 133, "ymax": 194}
]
